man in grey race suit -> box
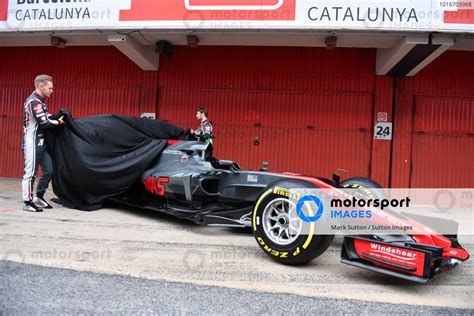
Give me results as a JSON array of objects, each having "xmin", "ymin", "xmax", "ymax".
[
  {"xmin": 22, "ymin": 75, "xmax": 64, "ymax": 212},
  {"xmin": 191, "ymin": 107, "xmax": 213, "ymax": 144}
]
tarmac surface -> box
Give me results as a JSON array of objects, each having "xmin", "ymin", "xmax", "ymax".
[
  {"xmin": 2, "ymin": 261, "xmax": 472, "ymax": 315},
  {"xmin": 1, "ymin": 178, "xmax": 473, "ymax": 314}
]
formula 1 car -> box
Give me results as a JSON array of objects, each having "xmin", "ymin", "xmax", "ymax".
[{"xmin": 112, "ymin": 140, "xmax": 469, "ymax": 284}]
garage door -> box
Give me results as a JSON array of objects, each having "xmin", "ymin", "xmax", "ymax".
[
  {"xmin": 410, "ymin": 96, "xmax": 474, "ymax": 188},
  {"xmin": 158, "ymin": 46, "xmax": 375, "ymax": 178},
  {"xmin": 391, "ymin": 50, "xmax": 474, "ymax": 188},
  {"xmin": 0, "ymin": 46, "xmax": 157, "ymax": 178}
]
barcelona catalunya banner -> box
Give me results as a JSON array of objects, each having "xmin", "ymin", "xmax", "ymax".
[{"xmin": 0, "ymin": 0, "xmax": 472, "ymax": 32}]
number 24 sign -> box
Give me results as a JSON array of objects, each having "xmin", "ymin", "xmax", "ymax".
[{"xmin": 374, "ymin": 122, "xmax": 392, "ymax": 140}]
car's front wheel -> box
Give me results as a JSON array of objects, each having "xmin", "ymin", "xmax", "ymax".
[{"xmin": 252, "ymin": 181, "xmax": 334, "ymax": 265}]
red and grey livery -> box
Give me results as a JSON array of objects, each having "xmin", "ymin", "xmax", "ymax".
[
  {"xmin": 21, "ymin": 92, "xmax": 60, "ymax": 203},
  {"xmin": 113, "ymin": 140, "xmax": 469, "ymax": 284}
]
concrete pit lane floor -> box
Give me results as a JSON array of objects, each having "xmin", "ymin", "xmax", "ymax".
[{"xmin": 0, "ymin": 178, "xmax": 473, "ymax": 314}]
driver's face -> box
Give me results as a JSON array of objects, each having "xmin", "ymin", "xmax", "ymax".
[
  {"xmin": 39, "ymin": 81, "xmax": 54, "ymax": 98},
  {"xmin": 196, "ymin": 111, "xmax": 203, "ymax": 120}
]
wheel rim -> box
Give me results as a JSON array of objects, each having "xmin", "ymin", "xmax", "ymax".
[{"xmin": 262, "ymin": 198, "xmax": 303, "ymax": 246}]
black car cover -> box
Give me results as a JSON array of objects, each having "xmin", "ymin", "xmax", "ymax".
[{"xmin": 45, "ymin": 109, "xmax": 190, "ymax": 211}]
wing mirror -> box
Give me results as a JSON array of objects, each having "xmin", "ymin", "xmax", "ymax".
[{"xmin": 218, "ymin": 160, "xmax": 234, "ymax": 168}]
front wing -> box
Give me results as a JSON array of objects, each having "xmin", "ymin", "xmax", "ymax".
[{"xmin": 341, "ymin": 236, "xmax": 468, "ymax": 284}]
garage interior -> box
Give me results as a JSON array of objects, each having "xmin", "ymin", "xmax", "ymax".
[{"xmin": 0, "ymin": 31, "xmax": 472, "ymax": 188}]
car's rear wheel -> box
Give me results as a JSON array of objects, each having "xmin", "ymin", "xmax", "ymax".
[
  {"xmin": 252, "ymin": 180, "xmax": 334, "ymax": 265},
  {"xmin": 340, "ymin": 177, "xmax": 384, "ymax": 199}
]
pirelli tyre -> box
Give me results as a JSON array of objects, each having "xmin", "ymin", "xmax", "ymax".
[
  {"xmin": 252, "ymin": 180, "xmax": 334, "ymax": 265},
  {"xmin": 340, "ymin": 177, "xmax": 385, "ymax": 199}
]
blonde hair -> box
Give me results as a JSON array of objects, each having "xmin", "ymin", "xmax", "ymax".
[{"xmin": 34, "ymin": 74, "xmax": 53, "ymax": 88}]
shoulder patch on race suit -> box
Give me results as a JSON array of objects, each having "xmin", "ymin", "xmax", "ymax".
[
  {"xmin": 204, "ymin": 125, "xmax": 212, "ymax": 132},
  {"xmin": 33, "ymin": 103, "xmax": 44, "ymax": 114}
]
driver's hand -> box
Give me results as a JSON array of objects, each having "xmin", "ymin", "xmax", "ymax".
[
  {"xmin": 190, "ymin": 129, "xmax": 194, "ymax": 134},
  {"xmin": 58, "ymin": 116, "xmax": 65, "ymax": 125}
]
